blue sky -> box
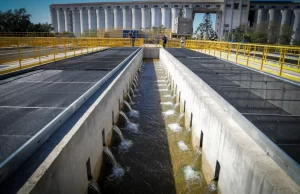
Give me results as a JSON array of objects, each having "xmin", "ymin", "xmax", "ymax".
[{"xmin": 0, "ymin": 0, "xmax": 214, "ymax": 30}]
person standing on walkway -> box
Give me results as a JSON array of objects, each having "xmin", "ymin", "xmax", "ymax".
[
  {"xmin": 131, "ymin": 32, "xmax": 136, "ymax": 47},
  {"xmin": 162, "ymin": 36, "xmax": 167, "ymax": 48},
  {"xmin": 180, "ymin": 36, "xmax": 185, "ymax": 48}
]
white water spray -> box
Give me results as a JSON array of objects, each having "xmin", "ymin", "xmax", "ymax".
[
  {"xmin": 103, "ymin": 147, "xmax": 125, "ymax": 181},
  {"xmin": 119, "ymin": 111, "xmax": 139, "ymax": 134},
  {"xmin": 124, "ymin": 100, "xmax": 139, "ymax": 117}
]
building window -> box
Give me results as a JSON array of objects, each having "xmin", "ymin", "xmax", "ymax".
[
  {"xmin": 164, "ymin": 5, "xmax": 168, "ymax": 8},
  {"xmin": 234, "ymin": 3, "xmax": 239, "ymax": 9},
  {"xmin": 297, "ymin": 6, "xmax": 300, "ymax": 8},
  {"xmin": 259, "ymin": 6, "xmax": 264, "ymax": 9},
  {"xmin": 135, "ymin": 5, "xmax": 139, "ymax": 8},
  {"xmin": 242, "ymin": 4, "xmax": 247, "ymax": 8},
  {"xmin": 185, "ymin": 5, "xmax": 189, "ymax": 8},
  {"xmin": 154, "ymin": 5, "xmax": 158, "ymax": 8},
  {"xmin": 125, "ymin": 6, "xmax": 129, "ymax": 8},
  {"xmin": 250, "ymin": 5, "xmax": 254, "ymax": 8},
  {"xmin": 226, "ymin": 4, "xmax": 231, "ymax": 8},
  {"xmin": 271, "ymin": 6, "xmax": 276, "ymax": 8},
  {"xmin": 284, "ymin": 6, "xmax": 289, "ymax": 9},
  {"xmin": 206, "ymin": 5, "xmax": 210, "ymax": 8},
  {"xmin": 218, "ymin": 16, "xmax": 220, "ymax": 19},
  {"xmin": 117, "ymin": 6, "xmax": 120, "ymax": 8},
  {"xmin": 174, "ymin": 5, "xmax": 178, "ymax": 8},
  {"xmin": 224, "ymin": 24, "xmax": 229, "ymax": 27},
  {"xmin": 108, "ymin": 6, "xmax": 111, "ymax": 9},
  {"xmin": 196, "ymin": 5, "xmax": 200, "ymax": 7},
  {"xmin": 216, "ymin": 5, "xmax": 221, "ymax": 8},
  {"xmin": 144, "ymin": 5, "xmax": 148, "ymax": 8},
  {"xmin": 217, "ymin": 23, "xmax": 219, "ymax": 25}
]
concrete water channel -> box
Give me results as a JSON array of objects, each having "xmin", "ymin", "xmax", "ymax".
[{"xmin": 0, "ymin": 47, "xmax": 299, "ymax": 194}]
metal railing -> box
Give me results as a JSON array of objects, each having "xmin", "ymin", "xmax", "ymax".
[
  {"xmin": 0, "ymin": 37, "xmax": 144, "ymax": 75},
  {"xmin": 1, "ymin": 37, "xmax": 300, "ymax": 82},
  {"xmin": 162, "ymin": 40, "xmax": 300, "ymax": 82}
]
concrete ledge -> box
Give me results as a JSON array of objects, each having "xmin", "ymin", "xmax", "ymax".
[
  {"xmin": 17, "ymin": 48, "xmax": 143, "ymax": 194},
  {"xmin": 159, "ymin": 48, "xmax": 300, "ymax": 194}
]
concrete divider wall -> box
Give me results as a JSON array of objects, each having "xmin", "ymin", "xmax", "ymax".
[
  {"xmin": 18, "ymin": 49, "xmax": 143, "ymax": 194},
  {"xmin": 159, "ymin": 49, "xmax": 300, "ymax": 194}
]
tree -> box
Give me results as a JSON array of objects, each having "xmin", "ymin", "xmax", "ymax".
[
  {"xmin": 28, "ymin": 22, "xmax": 53, "ymax": 32},
  {"xmin": 278, "ymin": 24, "xmax": 294, "ymax": 45},
  {"xmin": 224, "ymin": 25, "xmax": 249, "ymax": 42},
  {"xmin": 0, "ymin": 8, "xmax": 31, "ymax": 32},
  {"xmin": 195, "ymin": 13, "xmax": 218, "ymax": 40},
  {"xmin": 0, "ymin": 8, "xmax": 53, "ymax": 33}
]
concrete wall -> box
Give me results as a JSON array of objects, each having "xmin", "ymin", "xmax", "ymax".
[
  {"xmin": 143, "ymin": 47, "xmax": 160, "ymax": 59},
  {"xmin": 17, "ymin": 49, "xmax": 143, "ymax": 194},
  {"xmin": 159, "ymin": 48, "xmax": 300, "ymax": 194},
  {"xmin": 225, "ymin": 69, "xmax": 300, "ymax": 115}
]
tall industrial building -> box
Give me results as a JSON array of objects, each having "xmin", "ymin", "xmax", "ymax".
[{"xmin": 50, "ymin": 0, "xmax": 300, "ymax": 41}]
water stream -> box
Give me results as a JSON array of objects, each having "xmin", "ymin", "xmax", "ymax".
[
  {"xmin": 123, "ymin": 100, "xmax": 139, "ymax": 117},
  {"xmin": 102, "ymin": 60, "xmax": 217, "ymax": 194}
]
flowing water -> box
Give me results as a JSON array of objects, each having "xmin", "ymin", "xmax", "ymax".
[
  {"xmin": 123, "ymin": 100, "xmax": 139, "ymax": 118},
  {"xmin": 102, "ymin": 59, "xmax": 217, "ymax": 194}
]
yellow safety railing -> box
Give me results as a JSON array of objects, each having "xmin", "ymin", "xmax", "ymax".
[
  {"xmin": 162, "ymin": 40, "xmax": 300, "ymax": 82},
  {"xmin": 0, "ymin": 37, "xmax": 143, "ymax": 75}
]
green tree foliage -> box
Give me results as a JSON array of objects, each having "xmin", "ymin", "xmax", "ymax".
[
  {"xmin": 0, "ymin": 8, "xmax": 31, "ymax": 32},
  {"xmin": 278, "ymin": 24, "xmax": 294, "ymax": 45},
  {"xmin": 195, "ymin": 13, "xmax": 218, "ymax": 40},
  {"xmin": 0, "ymin": 8, "xmax": 53, "ymax": 32},
  {"xmin": 225, "ymin": 21, "xmax": 296, "ymax": 45}
]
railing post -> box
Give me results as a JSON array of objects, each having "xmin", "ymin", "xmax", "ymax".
[
  {"xmin": 227, "ymin": 44, "xmax": 230, "ymax": 60},
  {"xmin": 17, "ymin": 40, "xmax": 22, "ymax": 68},
  {"xmin": 235, "ymin": 44, "xmax": 240, "ymax": 63},
  {"xmin": 279, "ymin": 48, "xmax": 285, "ymax": 76},
  {"xmin": 80, "ymin": 39, "xmax": 83, "ymax": 55},
  {"xmin": 297, "ymin": 51, "xmax": 300, "ymax": 69},
  {"xmin": 86, "ymin": 39, "xmax": 89, "ymax": 53},
  {"xmin": 73, "ymin": 39, "xmax": 76, "ymax": 57},
  {"xmin": 53, "ymin": 39, "xmax": 56, "ymax": 62},
  {"xmin": 64, "ymin": 39, "xmax": 67, "ymax": 58},
  {"xmin": 213, "ymin": 42, "xmax": 216, "ymax": 56},
  {"xmin": 38, "ymin": 40, "xmax": 41, "ymax": 65},
  {"xmin": 260, "ymin": 47, "xmax": 267, "ymax": 70},
  {"xmin": 246, "ymin": 45, "xmax": 251, "ymax": 66}
]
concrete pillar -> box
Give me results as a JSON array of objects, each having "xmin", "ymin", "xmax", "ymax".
[
  {"xmin": 268, "ymin": 8, "xmax": 281, "ymax": 43},
  {"xmin": 104, "ymin": 8, "xmax": 114, "ymax": 31},
  {"xmin": 215, "ymin": 11, "xmax": 222, "ymax": 38},
  {"xmin": 292, "ymin": 9, "xmax": 300, "ymax": 42},
  {"xmin": 183, "ymin": 7, "xmax": 193, "ymax": 19},
  {"xmin": 80, "ymin": 8, "xmax": 88, "ymax": 34},
  {"xmin": 151, "ymin": 7, "xmax": 161, "ymax": 27},
  {"xmin": 123, "ymin": 8, "xmax": 132, "ymax": 29},
  {"xmin": 72, "ymin": 9, "xmax": 81, "ymax": 37},
  {"xmin": 161, "ymin": 7, "xmax": 171, "ymax": 29},
  {"xmin": 57, "ymin": 8, "xmax": 65, "ymax": 32},
  {"xmin": 50, "ymin": 8, "xmax": 58, "ymax": 32},
  {"xmin": 114, "ymin": 8, "xmax": 123, "ymax": 30},
  {"xmin": 171, "ymin": 8, "xmax": 179, "ymax": 33},
  {"xmin": 141, "ymin": 7, "xmax": 151, "ymax": 29},
  {"xmin": 96, "ymin": 8, "xmax": 105, "ymax": 30},
  {"xmin": 132, "ymin": 8, "xmax": 141, "ymax": 29},
  {"xmin": 88, "ymin": 7, "xmax": 96, "ymax": 31},
  {"xmin": 281, "ymin": 9, "xmax": 292, "ymax": 27},
  {"xmin": 256, "ymin": 9, "xmax": 268, "ymax": 29},
  {"xmin": 64, "ymin": 9, "xmax": 71, "ymax": 32},
  {"xmin": 268, "ymin": 8, "xmax": 281, "ymax": 24}
]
